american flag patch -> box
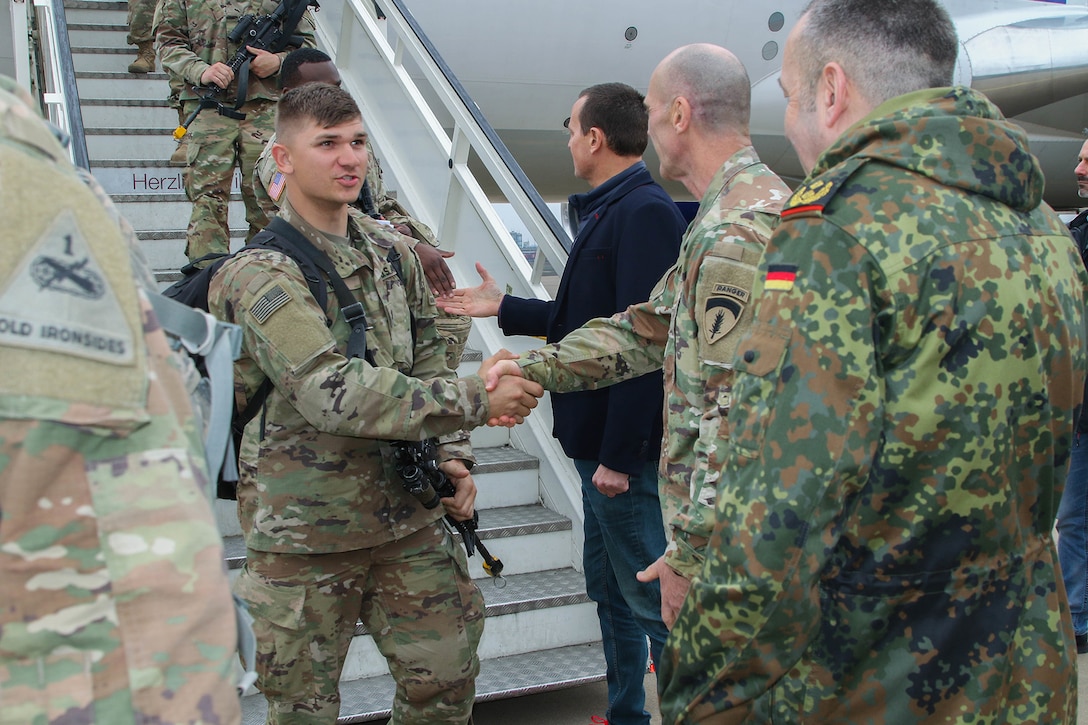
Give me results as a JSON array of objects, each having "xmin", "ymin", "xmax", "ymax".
[
  {"xmin": 765, "ymin": 264, "xmax": 797, "ymax": 291},
  {"xmin": 251, "ymin": 285, "xmax": 290, "ymax": 324},
  {"xmin": 268, "ymin": 171, "xmax": 286, "ymax": 202}
]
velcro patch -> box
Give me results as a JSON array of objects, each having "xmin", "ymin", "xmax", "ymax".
[
  {"xmin": 251, "ymin": 285, "xmax": 291, "ymax": 324},
  {"xmin": 704, "ymin": 284, "xmax": 749, "ymax": 345},
  {"xmin": 268, "ymin": 171, "xmax": 286, "ymax": 203},
  {"xmin": 765, "ymin": 264, "xmax": 797, "ymax": 292}
]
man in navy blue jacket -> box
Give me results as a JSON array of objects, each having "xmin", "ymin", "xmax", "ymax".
[{"xmin": 442, "ymin": 83, "xmax": 684, "ymax": 725}]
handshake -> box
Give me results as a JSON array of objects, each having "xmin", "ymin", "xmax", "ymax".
[{"xmin": 478, "ymin": 350, "xmax": 541, "ymax": 427}]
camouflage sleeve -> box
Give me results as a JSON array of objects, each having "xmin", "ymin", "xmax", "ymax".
[
  {"xmin": 397, "ymin": 238, "xmax": 475, "ymax": 463},
  {"xmin": 210, "ymin": 250, "xmax": 490, "ymax": 441},
  {"xmin": 664, "ymin": 216, "xmax": 883, "ymax": 718},
  {"xmin": 665, "ymin": 230, "xmax": 766, "ymax": 580},
  {"xmin": 156, "ymin": 0, "xmax": 209, "ymax": 87},
  {"xmin": 517, "ymin": 266, "xmax": 675, "ymax": 389}
]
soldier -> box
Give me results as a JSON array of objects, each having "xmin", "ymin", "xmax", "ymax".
[
  {"xmin": 157, "ymin": 0, "xmax": 316, "ymax": 261},
  {"xmin": 464, "ymin": 44, "xmax": 790, "ymax": 627},
  {"xmin": 126, "ymin": 0, "xmax": 157, "ymax": 73},
  {"xmin": 0, "ymin": 76, "xmax": 241, "ymax": 724},
  {"xmin": 208, "ymin": 82, "xmax": 542, "ymax": 724},
  {"xmin": 655, "ymin": 0, "xmax": 1087, "ymax": 722},
  {"xmin": 253, "ymin": 48, "xmax": 472, "ymax": 369}
]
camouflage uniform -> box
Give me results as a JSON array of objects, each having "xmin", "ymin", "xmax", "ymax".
[
  {"xmin": 253, "ymin": 135, "xmax": 472, "ymax": 369},
  {"xmin": 0, "ymin": 77, "xmax": 240, "ymax": 724},
  {"xmin": 157, "ymin": 0, "xmax": 315, "ymax": 260},
  {"xmin": 660, "ymin": 87, "xmax": 1087, "ymax": 723},
  {"xmin": 515, "ymin": 148, "xmax": 789, "ymax": 579},
  {"xmin": 126, "ymin": 0, "xmax": 156, "ymax": 46},
  {"xmin": 207, "ymin": 198, "xmax": 487, "ymax": 724}
]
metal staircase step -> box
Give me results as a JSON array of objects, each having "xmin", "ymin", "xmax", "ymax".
[
  {"xmin": 239, "ymin": 642, "xmax": 606, "ymax": 724},
  {"xmin": 82, "ymin": 99, "xmax": 176, "ymax": 127},
  {"xmin": 219, "ymin": 501, "xmax": 567, "ymax": 580},
  {"xmin": 77, "ymin": 71, "xmax": 171, "ymax": 100}
]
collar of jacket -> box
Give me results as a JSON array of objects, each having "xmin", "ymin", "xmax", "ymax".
[{"xmin": 567, "ymin": 160, "xmax": 652, "ymax": 231}]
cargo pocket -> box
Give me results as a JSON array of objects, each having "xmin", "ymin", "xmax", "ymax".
[
  {"xmin": 729, "ymin": 323, "xmax": 791, "ymax": 458},
  {"xmin": 233, "ymin": 567, "xmax": 312, "ymax": 701}
]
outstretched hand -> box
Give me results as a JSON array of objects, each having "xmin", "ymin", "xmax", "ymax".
[{"xmin": 436, "ymin": 263, "xmax": 503, "ymax": 317}]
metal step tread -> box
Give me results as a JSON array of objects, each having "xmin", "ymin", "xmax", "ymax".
[
  {"xmin": 69, "ymin": 21, "xmax": 127, "ymax": 31},
  {"xmin": 86, "ymin": 126, "xmax": 175, "ymax": 134},
  {"xmin": 240, "ymin": 641, "xmax": 606, "ymax": 724},
  {"xmin": 138, "ymin": 228, "xmax": 248, "ymax": 241},
  {"xmin": 65, "ymin": 0, "xmax": 128, "ymax": 9},
  {"xmin": 95, "ymin": 157, "xmax": 182, "ymax": 166},
  {"xmin": 77, "ymin": 70, "xmax": 170, "ymax": 80},
  {"xmin": 82, "ymin": 100, "xmax": 170, "ymax": 110},
  {"xmin": 222, "ymin": 501, "xmax": 562, "ymax": 571},
  {"xmin": 73, "ymin": 45, "xmax": 136, "ymax": 54},
  {"xmin": 112, "ymin": 192, "xmax": 242, "ymax": 202}
]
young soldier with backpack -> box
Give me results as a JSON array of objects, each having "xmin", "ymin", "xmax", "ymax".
[{"xmin": 207, "ymin": 82, "xmax": 542, "ymax": 724}]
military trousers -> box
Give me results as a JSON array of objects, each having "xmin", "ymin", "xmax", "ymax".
[
  {"xmin": 125, "ymin": 0, "xmax": 157, "ymax": 45},
  {"xmin": 182, "ymin": 97, "xmax": 277, "ymax": 261},
  {"xmin": 236, "ymin": 521, "xmax": 485, "ymax": 725}
]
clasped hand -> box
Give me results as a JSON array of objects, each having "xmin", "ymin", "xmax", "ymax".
[{"xmin": 478, "ymin": 350, "xmax": 542, "ymax": 427}]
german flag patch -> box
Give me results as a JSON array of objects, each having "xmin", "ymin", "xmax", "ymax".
[{"xmin": 765, "ymin": 264, "xmax": 797, "ymax": 292}]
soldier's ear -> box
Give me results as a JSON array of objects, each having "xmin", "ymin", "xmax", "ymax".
[{"xmin": 271, "ymin": 142, "xmax": 292, "ymax": 175}]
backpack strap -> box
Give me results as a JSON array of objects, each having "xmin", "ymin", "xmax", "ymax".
[
  {"xmin": 149, "ymin": 292, "xmax": 243, "ymax": 498},
  {"xmin": 263, "ymin": 216, "xmax": 372, "ymax": 362}
]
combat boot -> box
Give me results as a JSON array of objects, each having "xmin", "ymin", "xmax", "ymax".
[{"xmin": 128, "ymin": 41, "xmax": 156, "ymax": 74}]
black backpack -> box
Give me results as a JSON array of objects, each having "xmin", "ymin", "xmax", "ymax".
[{"xmin": 162, "ymin": 217, "xmax": 373, "ymax": 498}]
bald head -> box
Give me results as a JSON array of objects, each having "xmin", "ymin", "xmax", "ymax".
[{"xmin": 652, "ymin": 43, "xmax": 751, "ymax": 136}]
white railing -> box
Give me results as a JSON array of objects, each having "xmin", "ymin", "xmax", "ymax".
[
  {"xmin": 15, "ymin": 0, "xmax": 89, "ymax": 168},
  {"xmin": 312, "ymin": 0, "xmax": 586, "ymax": 550}
]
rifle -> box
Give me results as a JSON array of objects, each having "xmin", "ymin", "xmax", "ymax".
[
  {"xmin": 391, "ymin": 439, "xmax": 506, "ymax": 583},
  {"xmin": 173, "ymin": 0, "xmax": 319, "ymax": 140}
]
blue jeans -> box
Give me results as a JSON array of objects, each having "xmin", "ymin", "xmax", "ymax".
[
  {"xmin": 1059, "ymin": 433, "xmax": 1088, "ymax": 636},
  {"xmin": 575, "ymin": 459, "xmax": 670, "ymax": 725}
]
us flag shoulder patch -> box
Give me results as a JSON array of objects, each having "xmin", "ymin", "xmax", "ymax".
[
  {"xmin": 765, "ymin": 264, "xmax": 797, "ymax": 292},
  {"xmin": 268, "ymin": 171, "xmax": 286, "ymax": 202},
  {"xmin": 251, "ymin": 285, "xmax": 291, "ymax": 324}
]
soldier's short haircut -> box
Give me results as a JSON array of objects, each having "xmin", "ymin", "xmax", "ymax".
[
  {"xmin": 795, "ymin": 0, "xmax": 958, "ymax": 110},
  {"xmin": 279, "ymin": 47, "xmax": 334, "ymax": 90},
  {"xmin": 568, "ymin": 83, "xmax": 649, "ymax": 157},
  {"xmin": 275, "ymin": 83, "xmax": 361, "ymax": 139},
  {"xmin": 655, "ymin": 44, "xmax": 751, "ymax": 136}
]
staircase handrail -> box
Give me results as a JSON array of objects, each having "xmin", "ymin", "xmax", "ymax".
[{"xmin": 26, "ymin": 0, "xmax": 90, "ymax": 169}]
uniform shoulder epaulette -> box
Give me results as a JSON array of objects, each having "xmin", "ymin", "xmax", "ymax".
[{"xmin": 782, "ymin": 157, "xmax": 866, "ymax": 220}]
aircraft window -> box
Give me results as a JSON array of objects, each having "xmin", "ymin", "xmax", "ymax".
[
  {"xmin": 762, "ymin": 41, "xmax": 778, "ymax": 61},
  {"xmin": 768, "ymin": 12, "xmax": 785, "ymax": 32},
  {"xmin": 625, "ymin": 26, "xmax": 638, "ymax": 41}
]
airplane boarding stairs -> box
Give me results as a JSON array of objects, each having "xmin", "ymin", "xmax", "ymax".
[{"xmin": 60, "ymin": 0, "xmax": 608, "ymax": 720}]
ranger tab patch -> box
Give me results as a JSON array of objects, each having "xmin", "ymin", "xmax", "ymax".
[{"xmin": 704, "ymin": 282, "xmax": 750, "ymax": 345}]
